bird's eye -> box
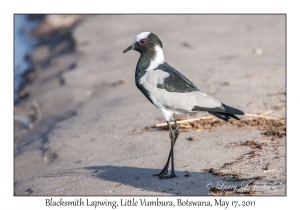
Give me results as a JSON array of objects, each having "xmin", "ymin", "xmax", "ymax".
[{"xmin": 140, "ymin": 39, "xmax": 146, "ymax": 44}]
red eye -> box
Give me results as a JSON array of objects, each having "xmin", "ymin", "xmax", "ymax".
[{"xmin": 140, "ymin": 39, "xmax": 146, "ymax": 44}]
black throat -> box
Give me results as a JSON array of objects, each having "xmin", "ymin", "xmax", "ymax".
[{"xmin": 135, "ymin": 50, "xmax": 156, "ymax": 87}]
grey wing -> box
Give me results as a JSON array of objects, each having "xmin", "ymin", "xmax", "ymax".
[
  {"xmin": 140, "ymin": 63, "xmax": 222, "ymax": 111},
  {"xmin": 140, "ymin": 62, "xmax": 244, "ymax": 119}
]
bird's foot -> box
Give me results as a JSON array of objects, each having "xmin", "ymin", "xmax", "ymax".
[
  {"xmin": 153, "ymin": 168, "xmax": 168, "ymax": 177},
  {"xmin": 158, "ymin": 172, "xmax": 177, "ymax": 179}
]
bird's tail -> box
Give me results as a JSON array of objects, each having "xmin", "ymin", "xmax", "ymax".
[
  {"xmin": 192, "ymin": 103, "xmax": 244, "ymax": 122},
  {"xmin": 208, "ymin": 103, "xmax": 244, "ymax": 122}
]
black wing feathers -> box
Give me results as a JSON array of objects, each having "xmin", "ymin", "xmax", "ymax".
[
  {"xmin": 207, "ymin": 103, "xmax": 244, "ymax": 122},
  {"xmin": 193, "ymin": 103, "xmax": 244, "ymax": 122},
  {"xmin": 156, "ymin": 62, "xmax": 199, "ymax": 93}
]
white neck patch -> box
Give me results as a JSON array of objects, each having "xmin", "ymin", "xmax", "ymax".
[
  {"xmin": 134, "ymin": 32, "xmax": 151, "ymax": 43},
  {"xmin": 146, "ymin": 45, "xmax": 165, "ymax": 71}
]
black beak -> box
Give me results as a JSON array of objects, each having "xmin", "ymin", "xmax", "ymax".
[{"xmin": 123, "ymin": 43, "xmax": 135, "ymax": 53}]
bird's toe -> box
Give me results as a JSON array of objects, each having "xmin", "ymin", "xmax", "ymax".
[
  {"xmin": 158, "ymin": 173, "xmax": 177, "ymax": 179},
  {"xmin": 153, "ymin": 169, "xmax": 168, "ymax": 177}
]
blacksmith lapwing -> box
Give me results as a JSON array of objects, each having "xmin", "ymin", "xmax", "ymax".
[{"xmin": 123, "ymin": 32, "xmax": 244, "ymax": 179}]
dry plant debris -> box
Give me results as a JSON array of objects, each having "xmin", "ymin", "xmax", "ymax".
[
  {"xmin": 209, "ymin": 187, "xmax": 256, "ymax": 196},
  {"xmin": 239, "ymin": 141, "xmax": 268, "ymax": 149},
  {"xmin": 154, "ymin": 111, "xmax": 286, "ymax": 139},
  {"xmin": 206, "ymin": 168, "xmax": 241, "ymax": 180}
]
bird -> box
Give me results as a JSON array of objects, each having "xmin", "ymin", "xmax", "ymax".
[{"xmin": 123, "ymin": 32, "xmax": 244, "ymax": 179}]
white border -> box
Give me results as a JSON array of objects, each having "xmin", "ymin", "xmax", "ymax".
[{"xmin": 2, "ymin": 0, "xmax": 298, "ymax": 209}]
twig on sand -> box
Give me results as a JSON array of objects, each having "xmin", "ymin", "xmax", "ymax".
[
  {"xmin": 155, "ymin": 110, "xmax": 280, "ymax": 128},
  {"xmin": 244, "ymin": 113, "xmax": 279, "ymax": 120},
  {"xmin": 244, "ymin": 110, "xmax": 279, "ymax": 120},
  {"xmin": 258, "ymin": 110, "xmax": 273, "ymax": 116}
]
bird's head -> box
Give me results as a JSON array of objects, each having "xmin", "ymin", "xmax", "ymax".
[{"xmin": 123, "ymin": 32, "xmax": 163, "ymax": 54}]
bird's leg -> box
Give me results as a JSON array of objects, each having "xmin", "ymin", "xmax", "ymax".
[
  {"xmin": 174, "ymin": 118, "xmax": 179, "ymax": 140},
  {"xmin": 152, "ymin": 159, "xmax": 169, "ymax": 176},
  {"xmin": 170, "ymin": 118, "xmax": 179, "ymax": 177},
  {"xmin": 153, "ymin": 119, "xmax": 179, "ymax": 177},
  {"xmin": 152, "ymin": 121, "xmax": 172, "ymax": 177},
  {"xmin": 153, "ymin": 119, "xmax": 180, "ymax": 177},
  {"xmin": 156, "ymin": 120, "xmax": 178, "ymax": 179},
  {"xmin": 159, "ymin": 121, "xmax": 177, "ymax": 179}
]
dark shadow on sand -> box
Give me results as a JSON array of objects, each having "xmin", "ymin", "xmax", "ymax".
[
  {"xmin": 83, "ymin": 165, "xmax": 249, "ymax": 196},
  {"xmin": 14, "ymin": 164, "xmax": 252, "ymax": 196}
]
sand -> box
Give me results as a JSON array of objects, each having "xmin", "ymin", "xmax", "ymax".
[{"xmin": 14, "ymin": 15, "xmax": 286, "ymax": 195}]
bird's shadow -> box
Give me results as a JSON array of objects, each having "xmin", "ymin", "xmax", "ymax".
[
  {"xmin": 15, "ymin": 165, "xmax": 251, "ymax": 196},
  {"xmin": 84, "ymin": 165, "xmax": 248, "ymax": 195}
]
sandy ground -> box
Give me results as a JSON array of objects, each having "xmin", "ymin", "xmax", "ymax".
[{"xmin": 14, "ymin": 15, "xmax": 286, "ymax": 195}]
